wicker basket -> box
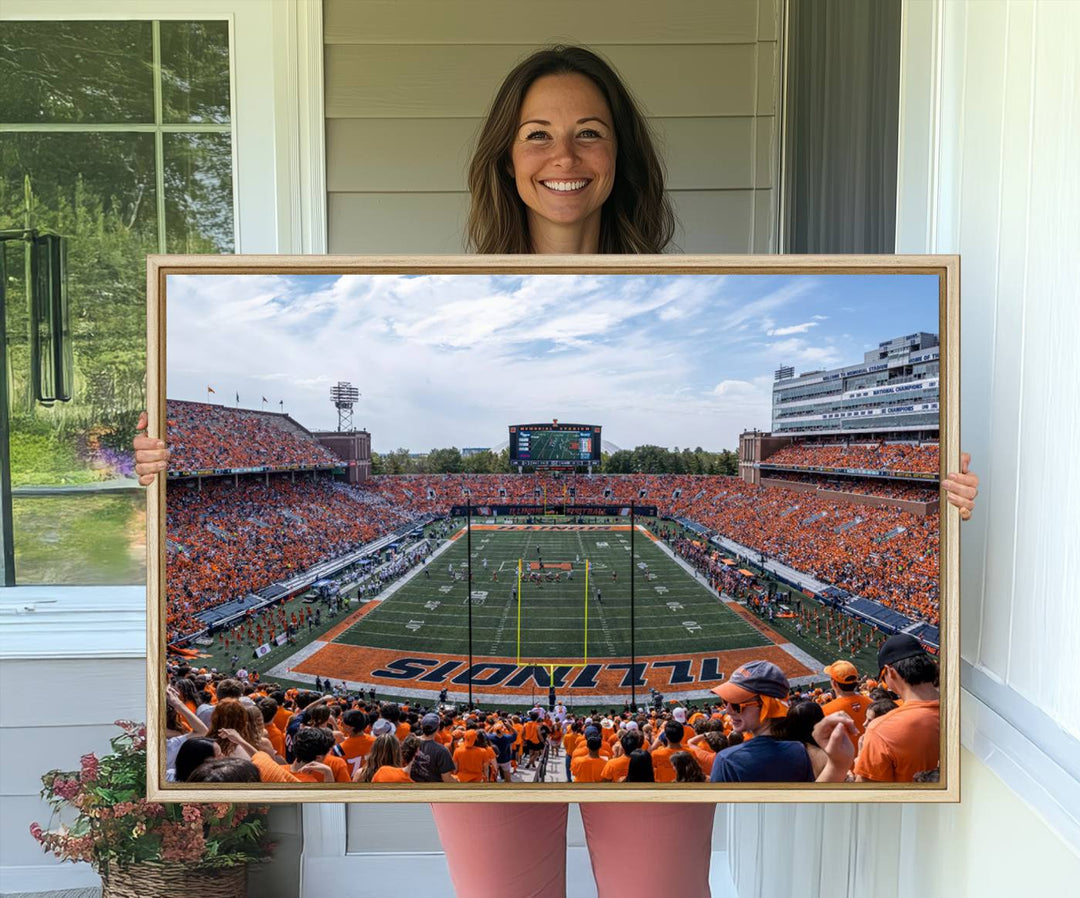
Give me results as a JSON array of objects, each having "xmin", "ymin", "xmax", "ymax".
[{"xmin": 101, "ymin": 862, "xmax": 247, "ymax": 898}]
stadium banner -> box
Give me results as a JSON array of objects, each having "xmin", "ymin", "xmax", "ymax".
[
  {"xmin": 449, "ymin": 504, "xmax": 658, "ymax": 517},
  {"xmin": 148, "ymin": 255, "xmax": 960, "ymax": 805}
]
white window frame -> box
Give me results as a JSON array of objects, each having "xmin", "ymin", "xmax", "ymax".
[
  {"xmin": 895, "ymin": 0, "xmax": 1080, "ymax": 853},
  {"xmin": 0, "ymin": 0, "xmax": 326, "ymax": 662}
]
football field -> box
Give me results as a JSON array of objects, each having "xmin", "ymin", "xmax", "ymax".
[{"xmin": 333, "ymin": 523, "xmax": 771, "ymax": 661}]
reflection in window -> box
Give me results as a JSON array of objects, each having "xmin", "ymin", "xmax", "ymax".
[{"xmin": 0, "ymin": 20, "xmax": 234, "ymax": 585}]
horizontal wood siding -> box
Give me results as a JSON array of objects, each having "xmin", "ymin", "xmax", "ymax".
[
  {"xmin": 324, "ymin": 0, "xmax": 781, "ymax": 254},
  {"xmin": 324, "ymin": 0, "xmax": 761, "ymax": 45}
]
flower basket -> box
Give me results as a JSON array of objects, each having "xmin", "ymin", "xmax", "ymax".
[
  {"xmin": 101, "ymin": 860, "xmax": 247, "ymax": 898},
  {"xmin": 31, "ymin": 721, "xmax": 273, "ymax": 886}
]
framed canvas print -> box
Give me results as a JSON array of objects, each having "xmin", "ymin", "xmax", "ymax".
[{"xmin": 145, "ymin": 254, "xmax": 959, "ymax": 803}]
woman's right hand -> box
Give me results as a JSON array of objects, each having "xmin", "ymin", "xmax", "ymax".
[{"xmin": 133, "ymin": 411, "xmax": 169, "ymax": 486}]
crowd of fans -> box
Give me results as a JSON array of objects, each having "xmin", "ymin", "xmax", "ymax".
[
  {"xmin": 166, "ymin": 400, "xmax": 340, "ymax": 472},
  {"xmin": 757, "ymin": 471, "xmax": 939, "ymax": 502},
  {"xmin": 763, "ymin": 442, "xmax": 939, "ymax": 475},
  {"xmin": 166, "ymin": 469, "xmax": 940, "ymax": 639},
  {"xmin": 166, "ymin": 478, "xmax": 418, "ymax": 640},
  {"xmin": 164, "ymin": 633, "xmax": 940, "ymax": 787},
  {"xmin": 162, "ymin": 408, "xmax": 941, "ymax": 639}
]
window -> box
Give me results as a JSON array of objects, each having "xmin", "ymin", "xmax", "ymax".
[{"xmin": 1, "ymin": 19, "xmax": 234, "ymax": 584}]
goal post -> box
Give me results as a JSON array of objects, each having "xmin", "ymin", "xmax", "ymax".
[
  {"xmin": 514, "ymin": 556, "xmax": 591, "ymax": 666},
  {"xmin": 583, "ymin": 558, "xmax": 589, "ymax": 661}
]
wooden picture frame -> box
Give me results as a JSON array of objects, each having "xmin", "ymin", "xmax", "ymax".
[{"xmin": 146, "ymin": 254, "xmax": 959, "ymax": 803}]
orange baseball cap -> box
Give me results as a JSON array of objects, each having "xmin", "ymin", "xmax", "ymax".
[{"xmin": 824, "ymin": 660, "xmax": 858, "ymax": 685}]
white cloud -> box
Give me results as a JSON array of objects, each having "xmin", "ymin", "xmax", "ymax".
[
  {"xmin": 165, "ymin": 273, "xmax": 846, "ymax": 451},
  {"xmin": 767, "ymin": 322, "xmax": 818, "ymax": 336}
]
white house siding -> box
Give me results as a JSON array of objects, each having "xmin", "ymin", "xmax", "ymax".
[{"xmin": 323, "ymin": 0, "xmax": 782, "ymax": 253}]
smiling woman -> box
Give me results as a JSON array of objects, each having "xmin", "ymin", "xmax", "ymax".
[
  {"xmin": 466, "ymin": 46, "xmax": 674, "ymax": 254},
  {"xmin": 509, "ymin": 73, "xmax": 617, "ymax": 253}
]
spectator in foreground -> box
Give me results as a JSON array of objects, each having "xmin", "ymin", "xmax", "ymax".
[
  {"xmin": 355, "ymin": 734, "xmax": 413, "ymax": 783},
  {"xmin": 172, "ymin": 737, "xmax": 219, "ymax": 783},
  {"xmin": 670, "ymin": 751, "xmax": 707, "ymax": 784},
  {"xmin": 410, "ymin": 713, "xmax": 457, "ymax": 783},
  {"xmin": 710, "ymin": 661, "xmax": 857, "ymax": 783},
  {"xmin": 623, "ymin": 749, "xmax": 655, "ymax": 783},
  {"xmin": 854, "ymin": 635, "xmax": 940, "ymax": 783},
  {"xmin": 821, "ymin": 660, "xmax": 870, "ymax": 734},
  {"xmin": 186, "ymin": 757, "xmax": 261, "ymax": 783}
]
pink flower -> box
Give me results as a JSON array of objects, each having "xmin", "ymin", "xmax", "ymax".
[
  {"xmin": 181, "ymin": 805, "xmax": 202, "ymax": 824},
  {"xmin": 29, "ymin": 822, "xmax": 43, "ymax": 843},
  {"xmin": 160, "ymin": 821, "xmax": 206, "ymax": 863},
  {"xmin": 79, "ymin": 753, "xmax": 100, "ymax": 782},
  {"xmin": 136, "ymin": 799, "xmax": 165, "ymax": 817},
  {"xmin": 52, "ymin": 778, "xmax": 80, "ymax": 801}
]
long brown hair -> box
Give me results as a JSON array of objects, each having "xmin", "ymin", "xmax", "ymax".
[
  {"xmin": 207, "ymin": 699, "xmax": 259, "ymax": 754},
  {"xmin": 355, "ymin": 734, "xmax": 403, "ymax": 783},
  {"xmin": 467, "ymin": 45, "xmax": 675, "ymax": 254}
]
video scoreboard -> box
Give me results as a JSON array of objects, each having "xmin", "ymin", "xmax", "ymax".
[{"xmin": 509, "ymin": 422, "xmax": 602, "ymax": 468}]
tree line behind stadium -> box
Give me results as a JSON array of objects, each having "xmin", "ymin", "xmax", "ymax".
[{"xmin": 372, "ymin": 444, "xmax": 740, "ymax": 476}]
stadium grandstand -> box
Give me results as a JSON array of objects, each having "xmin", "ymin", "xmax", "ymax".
[
  {"xmin": 164, "ymin": 398, "xmax": 939, "ymax": 652},
  {"xmin": 734, "ymin": 332, "xmax": 942, "ymax": 660},
  {"xmin": 161, "ymin": 390, "xmax": 943, "ymax": 786}
]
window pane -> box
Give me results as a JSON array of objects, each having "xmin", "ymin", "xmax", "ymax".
[
  {"xmin": 160, "ymin": 21, "xmax": 232, "ymax": 124},
  {"xmin": 2, "ymin": 132, "xmax": 156, "ymax": 585},
  {"xmin": 164, "ymin": 133, "xmax": 235, "ymax": 252},
  {"xmin": 12, "ymin": 493, "xmax": 145, "ymax": 585},
  {"xmin": 0, "ymin": 22, "xmax": 154, "ymax": 124}
]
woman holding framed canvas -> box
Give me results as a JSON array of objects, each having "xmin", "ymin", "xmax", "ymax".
[{"xmin": 135, "ymin": 45, "xmax": 979, "ymax": 898}]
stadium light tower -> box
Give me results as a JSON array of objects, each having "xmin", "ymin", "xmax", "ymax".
[{"xmin": 330, "ymin": 381, "xmax": 360, "ymax": 432}]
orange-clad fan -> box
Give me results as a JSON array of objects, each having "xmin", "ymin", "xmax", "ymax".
[
  {"xmin": 453, "ymin": 730, "xmax": 492, "ymax": 783},
  {"xmin": 570, "ymin": 731, "xmax": 609, "ymax": 783},
  {"xmin": 334, "ymin": 709, "xmax": 376, "ymax": 775},
  {"xmin": 820, "ymin": 660, "xmax": 870, "ymax": 734},
  {"xmin": 854, "ymin": 635, "xmax": 940, "ymax": 782},
  {"xmin": 650, "ymin": 719, "xmax": 688, "ymax": 783}
]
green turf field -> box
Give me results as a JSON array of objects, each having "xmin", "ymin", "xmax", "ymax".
[{"xmin": 333, "ymin": 524, "xmax": 771, "ymax": 660}]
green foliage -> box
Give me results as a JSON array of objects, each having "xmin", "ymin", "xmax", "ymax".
[
  {"xmin": 424, "ymin": 446, "xmax": 463, "ymax": 474},
  {"xmin": 367, "ymin": 444, "xmax": 734, "ymax": 476},
  {"xmin": 8, "ymin": 426, "xmax": 92, "ymax": 485},
  {"xmin": 602, "ymin": 445, "xmax": 738, "ymax": 475},
  {"xmin": 2, "ymin": 23, "xmax": 234, "ymax": 486}
]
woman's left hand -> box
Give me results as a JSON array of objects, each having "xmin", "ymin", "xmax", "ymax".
[{"xmin": 942, "ymin": 452, "xmax": 979, "ymax": 521}]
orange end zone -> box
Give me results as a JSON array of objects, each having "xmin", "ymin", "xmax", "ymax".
[
  {"xmin": 527, "ymin": 561, "xmax": 574, "ymax": 571},
  {"xmin": 291, "ymin": 643, "xmax": 813, "ymax": 698}
]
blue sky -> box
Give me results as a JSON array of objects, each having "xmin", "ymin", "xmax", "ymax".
[{"xmin": 166, "ymin": 273, "xmax": 939, "ymax": 453}]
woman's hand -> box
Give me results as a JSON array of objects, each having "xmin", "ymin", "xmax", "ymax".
[
  {"xmin": 942, "ymin": 451, "xmax": 979, "ymax": 521},
  {"xmin": 134, "ymin": 411, "xmax": 169, "ymax": 486}
]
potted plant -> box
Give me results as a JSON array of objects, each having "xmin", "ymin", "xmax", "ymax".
[{"xmin": 31, "ymin": 719, "xmax": 273, "ymax": 898}]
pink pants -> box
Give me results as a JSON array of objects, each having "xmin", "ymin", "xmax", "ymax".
[{"xmin": 431, "ymin": 802, "xmax": 715, "ymax": 898}]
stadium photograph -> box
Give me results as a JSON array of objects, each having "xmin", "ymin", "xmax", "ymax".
[{"xmin": 152, "ymin": 264, "xmax": 954, "ymax": 795}]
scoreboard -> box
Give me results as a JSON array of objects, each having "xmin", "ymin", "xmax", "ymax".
[{"xmin": 509, "ymin": 422, "xmax": 602, "ymax": 468}]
